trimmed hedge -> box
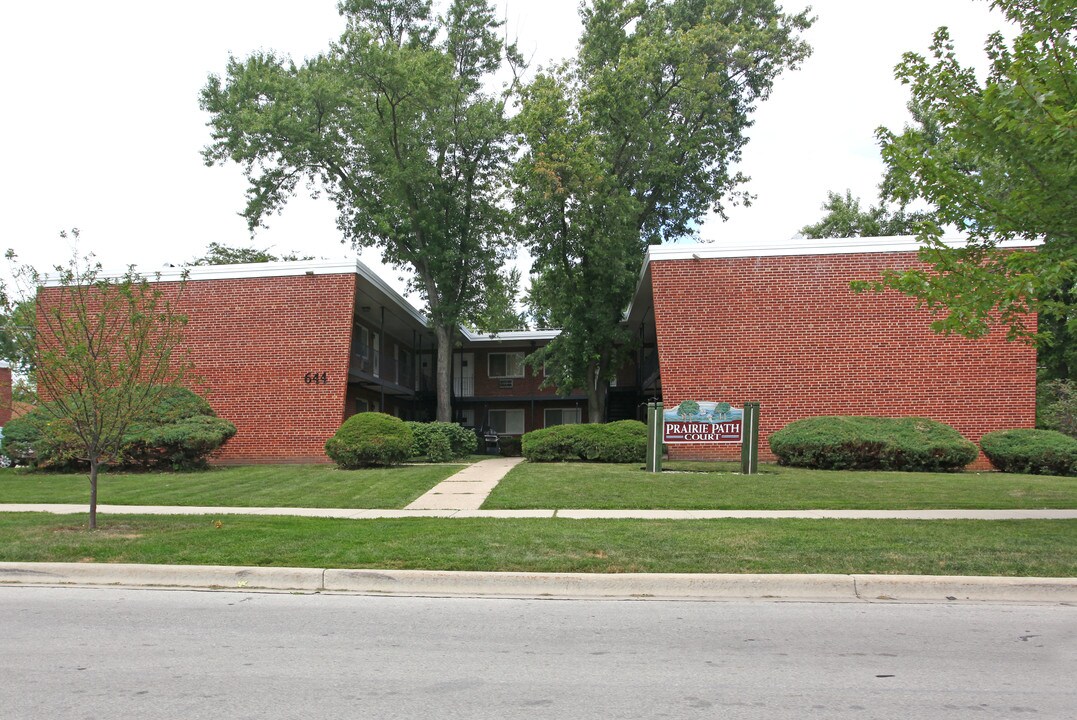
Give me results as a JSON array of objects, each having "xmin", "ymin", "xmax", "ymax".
[
  {"xmin": 980, "ymin": 429, "xmax": 1077, "ymax": 477},
  {"xmin": 405, "ymin": 421, "xmax": 478, "ymax": 460},
  {"xmin": 769, "ymin": 416, "xmax": 978, "ymax": 472},
  {"xmin": 325, "ymin": 412, "xmax": 414, "ymax": 468},
  {"xmin": 1, "ymin": 387, "xmax": 236, "ymax": 471},
  {"xmin": 522, "ymin": 420, "xmax": 646, "ymax": 463}
]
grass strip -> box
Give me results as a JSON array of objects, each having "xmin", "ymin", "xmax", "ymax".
[
  {"xmin": 0, "ymin": 464, "xmax": 460, "ymax": 509},
  {"xmin": 483, "ymin": 462, "xmax": 1077, "ymax": 510},
  {"xmin": 1, "ymin": 513, "xmax": 1074, "ymax": 577}
]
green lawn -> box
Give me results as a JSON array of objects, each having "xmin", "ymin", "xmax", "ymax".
[
  {"xmin": 0, "ymin": 464, "xmax": 460, "ymax": 509},
  {"xmin": 0, "ymin": 513, "xmax": 1073, "ymax": 576},
  {"xmin": 482, "ymin": 462, "xmax": 1077, "ymax": 510}
]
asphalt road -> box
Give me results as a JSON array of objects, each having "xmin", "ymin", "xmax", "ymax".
[{"xmin": 1, "ymin": 587, "xmax": 1074, "ymax": 719}]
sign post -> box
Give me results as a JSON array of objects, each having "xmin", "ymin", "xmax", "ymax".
[
  {"xmin": 740, "ymin": 401, "xmax": 760, "ymax": 475},
  {"xmin": 646, "ymin": 401, "xmax": 664, "ymax": 473}
]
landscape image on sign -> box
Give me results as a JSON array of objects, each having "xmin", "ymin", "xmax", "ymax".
[
  {"xmin": 663, "ymin": 401, "xmax": 744, "ymax": 444},
  {"xmin": 663, "ymin": 401, "xmax": 742, "ymax": 423}
]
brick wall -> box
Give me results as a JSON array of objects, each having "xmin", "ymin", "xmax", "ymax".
[
  {"xmin": 39, "ymin": 273, "xmax": 357, "ymax": 464},
  {"xmin": 650, "ymin": 252, "xmax": 1036, "ymax": 468},
  {"xmin": 0, "ymin": 366, "xmax": 11, "ymax": 426},
  {"xmin": 177, "ymin": 274, "xmax": 356, "ymax": 463},
  {"xmin": 466, "ymin": 347, "xmax": 566, "ymax": 398}
]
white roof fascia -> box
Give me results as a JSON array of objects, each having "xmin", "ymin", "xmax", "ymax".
[
  {"xmin": 645, "ymin": 235, "xmax": 1040, "ymax": 263},
  {"xmin": 458, "ymin": 328, "xmax": 561, "ymax": 343}
]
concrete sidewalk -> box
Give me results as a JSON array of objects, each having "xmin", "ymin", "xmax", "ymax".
[
  {"xmin": 2, "ymin": 504, "xmax": 1076, "ymax": 519},
  {"xmin": 404, "ymin": 456, "xmax": 523, "ymax": 510},
  {"xmin": 2, "ymin": 562, "xmax": 1075, "ymax": 604}
]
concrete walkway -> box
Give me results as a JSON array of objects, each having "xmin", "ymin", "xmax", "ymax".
[
  {"xmin": 1, "ymin": 503, "xmax": 1076, "ymax": 520},
  {"xmin": 404, "ymin": 456, "xmax": 524, "ymax": 510}
]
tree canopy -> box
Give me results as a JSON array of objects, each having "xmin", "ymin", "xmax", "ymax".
[
  {"xmin": 187, "ymin": 242, "xmax": 313, "ymax": 265},
  {"xmin": 1, "ymin": 233, "xmax": 192, "ymax": 528},
  {"xmin": 515, "ymin": 0, "xmax": 813, "ymax": 421},
  {"xmin": 201, "ymin": 0, "xmax": 521, "ymax": 421},
  {"xmin": 867, "ymin": 0, "xmax": 1075, "ymax": 359},
  {"xmin": 799, "ymin": 189, "xmax": 928, "ymax": 239}
]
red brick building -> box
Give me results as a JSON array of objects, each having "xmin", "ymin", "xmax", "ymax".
[
  {"xmin": 32, "ymin": 236, "xmax": 1037, "ymax": 466},
  {"xmin": 625, "ymin": 237, "xmax": 1037, "ymax": 467}
]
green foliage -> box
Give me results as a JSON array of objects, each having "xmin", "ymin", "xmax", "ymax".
[
  {"xmin": 1038, "ymin": 379, "xmax": 1077, "ymax": 437},
  {"xmin": 424, "ymin": 432, "xmax": 452, "ymax": 462},
  {"xmin": 677, "ymin": 400, "xmax": 700, "ymax": 419},
  {"xmin": 800, "ymin": 189, "xmax": 929, "ymax": 239},
  {"xmin": 497, "ymin": 435, "xmax": 522, "ymax": 457},
  {"xmin": 201, "ymin": 0, "xmax": 523, "ymax": 421},
  {"xmin": 865, "ymin": 0, "xmax": 1076, "ymax": 345},
  {"xmin": 186, "ymin": 242, "xmax": 312, "ymax": 265},
  {"xmin": 980, "ymin": 429, "xmax": 1077, "ymax": 477},
  {"xmin": 522, "ymin": 420, "xmax": 646, "ymax": 463},
  {"xmin": 406, "ymin": 421, "xmax": 477, "ymax": 460},
  {"xmin": 0, "ymin": 236, "xmax": 193, "ymax": 527},
  {"xmin": 2, "ymin": 387, "xmax": 235, "ymax": 471},
  {"xmin": 119, "ymin": 388, "xmax": 237, "ymax": 470},
  {"xmin": 515, "ymin": 0, "xmax": 813, "ymax": 420},
  {"xmin": 769, "ymin": 416, "xmax": 978, "ymax": 472},
  {"xmin": 0, "ymin": 298, "xmax": 36, "ymax": 374},
  {"xmin": 325, "ymin": 412, "xmax": 414, "ymax": 468}
]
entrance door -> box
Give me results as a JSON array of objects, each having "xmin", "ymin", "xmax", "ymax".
[{"xmin": 453, "ymin": 353, "xmax": 474, "ymax": 396}]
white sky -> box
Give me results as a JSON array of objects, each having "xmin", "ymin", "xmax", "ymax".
[{"xmin": 0, "ymin": 0, "xmax": 1006, "ymax": 306}]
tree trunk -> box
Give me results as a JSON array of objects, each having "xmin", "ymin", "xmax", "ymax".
[
  {"xmin": 586, "ymin": 361, "xmax": 609, "ymax": 424},
  {"xmin": 434, "ymin": 324, "xmax": 453, "ymax": 422},
  {"xmin": 88, "ymin": 458, "xmax": 99, "ymax": 530}
]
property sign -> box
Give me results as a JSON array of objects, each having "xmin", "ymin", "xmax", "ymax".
[{"xmin": 663, "ymin": 401, "xmax": 743, "ymax": 443}]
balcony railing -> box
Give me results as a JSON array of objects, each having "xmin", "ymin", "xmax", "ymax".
[
  {"xmin": 453, "ymin": 376, "xmax": 475, "ymax": 397},
  {"xmin": 351, "ymin": 345, "xmax": 414, "ymax": 389}
]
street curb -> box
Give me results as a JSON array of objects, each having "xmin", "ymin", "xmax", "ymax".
[{"xmin": 1, "ymin": 562, "xmax": 1075, "ymax": 603}]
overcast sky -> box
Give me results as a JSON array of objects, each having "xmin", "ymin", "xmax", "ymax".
[{"xmin": 1, "ymin": 0, "xmax": 1006, "ymax": 304}]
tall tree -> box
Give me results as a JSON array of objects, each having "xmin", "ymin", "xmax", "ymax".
[
  {"xmin": 0, "ymin": 232, "xmax": 192, "ymax": 529},
  {"xmin": 799, "ymin": 189, "xmax": 929, "ymax": 239},
  {"xmin": 515, "ymin": 0, "xmax": 812, "ymax": 421},
  {"xmin": 866, "ymin": 0, "xmax": 1076, "ymax": 359},
  {"xmin": 201, "ymin": 0, "xmax": 521, "ymax": 421}
]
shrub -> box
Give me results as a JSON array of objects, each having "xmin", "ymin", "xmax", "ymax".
[
  {"xmin": 522, "ymin": 420, "xmax": 646, "ymax": 463},
  {"xmin": 425, "ymin": 432, "xmax": 453, "ymax": 462},
  {"xmin": 769, "ymin": 416, "xmax": 978, "ymax": 472},
  {"xmin": 0, "ymin": 387, "xmax": 236, "ymax": 471},
  {"xmin": 980, "ymin": 429, "xmax": 1077, "ymax": 476},
  {"xmin": 325, "ymin": 412, "xmax": 414, "ymax": 468},
  {"xmin": 119, "ymin": 387, "xmax": 237, "ymax": 470},
  {"xmin": 406, "ymin": 421, "xmax": 478, "ymax": 460},
  {"xmin": 497, "ymin": 434, "xmax": 522, "ymax": 457}
]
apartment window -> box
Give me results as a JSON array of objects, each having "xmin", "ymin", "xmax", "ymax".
[
  {"xmin": 544, "ymin": 408, "xmax": 582, "ymax": 427},
  {"xmin": 488, "ymin": 409, "xmax": 524, "ymax": 435},
  {"xmin": 488, "ymin": 352, "xmax": 525, "ymax": 378}
]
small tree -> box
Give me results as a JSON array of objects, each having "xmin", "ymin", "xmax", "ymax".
[
  {"xmin": 1, "ymin": 232, "xmax": 192, "ymax": 528},
  {"xmin": 677, "ymin": 400, "xmax": 700, "ymax": 420},
  {"xmin": 715, "ymin": 402, "xmax": 731, "ymax": 420}
]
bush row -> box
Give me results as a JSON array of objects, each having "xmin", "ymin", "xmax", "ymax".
[
  {"xmin": 521, "ymin": 420, "xmax": 646, "ymax": 463},
  {"xmin": 405, "ymin": 421, "xmax": 478, "ymax": 461},
  {"xmin": 980, "ymin": 429, "xmax": 1077, "ymax": 477},
  {"xmin": 2, "ymin": 387, "xmax": 236, "ymax": 471},
  {"xmin": 769, "ymin": 416, "xmax": 978, "ymax": 472}
]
